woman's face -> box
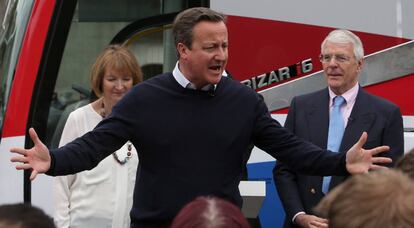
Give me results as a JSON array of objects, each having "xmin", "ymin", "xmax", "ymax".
[{"xmin": 101, "ymin": 67, "xmax": 133, "ymax": 105}]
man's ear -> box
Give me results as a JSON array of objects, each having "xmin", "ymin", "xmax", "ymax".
[
  {"xmin": 357, "ymin": 59, "xmax": 364, "ymax": 72},
  {"xmin": 177, "ymin": 43, "xmax": 189, "ymax": 60}
]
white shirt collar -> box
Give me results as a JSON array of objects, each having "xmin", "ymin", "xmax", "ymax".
[
  {"xmin": 173, "ymin": 62, "xmax": 191, "ymax": 89},
  {"xmin": 172, "ymin": 61, "xmax": 222, "ymax": 91}
]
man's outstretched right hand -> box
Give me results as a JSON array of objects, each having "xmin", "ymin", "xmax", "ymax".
[{"xmin": 10, "ymin": 127, "xmax": 51, "ymax": 180}]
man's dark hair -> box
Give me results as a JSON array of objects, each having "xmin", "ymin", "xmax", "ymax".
[
  {"xmin": 173, "ymin": 7, "xmax": 225, "ymax": 53},
  {"xmin": 0, "ymin": 203, "xmax": 55, "ymax": 228}
]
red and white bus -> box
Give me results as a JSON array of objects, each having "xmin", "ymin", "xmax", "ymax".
[{"xmin": 1, "ymin": 0, "xmax": 413, "ymax": 227}]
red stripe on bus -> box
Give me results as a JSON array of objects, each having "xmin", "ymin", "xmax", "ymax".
[{"xmin": 2, "ymin": 0, "xmax": 56, "ymax": 137}]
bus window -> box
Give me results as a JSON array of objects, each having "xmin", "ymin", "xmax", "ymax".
[
  {"xmin": 0, "ymin": 0, "xmax": 33, "ymax": 137},
  {"xmin": 126, "ymin": 26, "xmax": 175, "ymax": 80},
  {"xmin": 46, "ymin": 0, "xmax": 189, "ymax": 148}
]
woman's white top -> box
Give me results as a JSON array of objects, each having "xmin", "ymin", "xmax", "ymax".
[{"xmin": 53, "ymin": 104, "xmax": 138, "ymax": 228}]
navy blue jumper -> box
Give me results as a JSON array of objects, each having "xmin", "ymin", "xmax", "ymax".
[{"xmin": 47, "ymin": 73, "xmax": 347, "ymax": 223}]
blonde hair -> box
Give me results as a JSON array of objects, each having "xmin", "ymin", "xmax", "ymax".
[
  {"xmin": 396, "ymin": 149, "xmax": 414, "ymax": 180},
  {"xmin": 315, "ymin": 170, "xmax": 414, "ymax": 228},
  {"xmin": 90, "ymin": 45, "xmax": 143, "ymax": 97}
]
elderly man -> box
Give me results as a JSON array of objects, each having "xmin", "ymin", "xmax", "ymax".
[{"xmin": 274, "ymin": 29, "xmax": 403, "ymax": 228}]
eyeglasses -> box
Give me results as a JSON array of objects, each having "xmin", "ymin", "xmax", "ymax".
[{"xmin": 319, "ymin": 54, "xmax": 352, "ymax": 63}]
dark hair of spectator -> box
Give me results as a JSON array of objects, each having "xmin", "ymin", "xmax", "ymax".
[{"xmin": 0, "ymin": 203, "xmax": 55, "ymax": 228}]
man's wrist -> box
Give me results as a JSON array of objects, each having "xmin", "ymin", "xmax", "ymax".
[
  {"xmin": 292, "ymin": 211, "xmax": 306, "ymax": 224},
  {"xmin": 45, "ymin": 151, "xmax": 55, "ymax": 176}
]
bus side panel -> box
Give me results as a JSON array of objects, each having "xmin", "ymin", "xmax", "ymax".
[{"xmin": 0, "ymin": 0, "xmax": 56, "ymax": 204}]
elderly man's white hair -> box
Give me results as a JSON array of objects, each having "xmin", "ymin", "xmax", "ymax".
[{"xmin": 321, "ymin": 29, "xmax": 364, "ymax": 61}]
